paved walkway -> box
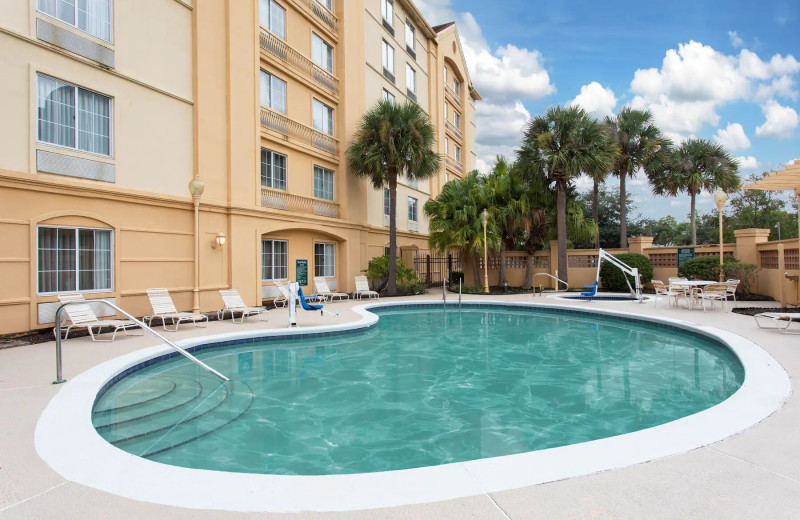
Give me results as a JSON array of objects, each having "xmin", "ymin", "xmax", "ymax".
[{"xmin": 1, "ymin": 293, "xmax": 797, "ymax": 519}]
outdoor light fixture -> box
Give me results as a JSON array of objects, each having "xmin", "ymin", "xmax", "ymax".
[
  {"xmin": 713, "ymin": 191, "xmax": 728, "ymax": 282},
  {"xmin": 481, "ymin": 209, "xmax": 489, "ymax": 293},
  {"xmin": 212, "ymin": 232, "xmax": 227, "ymax": 249}
]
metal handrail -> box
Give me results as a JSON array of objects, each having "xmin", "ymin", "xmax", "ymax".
[
  {"xmin": 532, "ymin": 273, "xmax": 569, "ymax": 296},
  {"xmin": 53, "ymin": 300, "xmax": 229, "ymax": 384}
]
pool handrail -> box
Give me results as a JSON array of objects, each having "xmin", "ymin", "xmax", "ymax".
[
  {"xmin": 532, "ymin": 273, "xmax": 569, "ymax": 296},
  {"xmin": 53, "ymin": 299, "xmax": 229, "ymax": 384}
]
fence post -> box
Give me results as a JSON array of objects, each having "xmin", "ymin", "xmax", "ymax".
[
  {"xmin": 447, "ymin": 253, "xmax": 452, "ymax": 283},
  {"xmin": 426, "ymin": 254, "xmax": 431, "ymax": 284}
]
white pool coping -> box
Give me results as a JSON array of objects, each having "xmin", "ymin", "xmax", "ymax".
[{"xmin": 35, "ymin": 301, "xmax": 791, "ymax": 513}]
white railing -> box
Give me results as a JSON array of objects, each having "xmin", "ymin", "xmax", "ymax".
[
  {"xmin": 260, "ymin": 107, "xmax": 339, "ymax": 155},
  {"xmin": 261, "ymin": 187, "xmax": 339, "ymax": 218}
]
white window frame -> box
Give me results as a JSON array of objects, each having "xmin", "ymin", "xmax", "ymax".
[
  {"xmin": 445, "ymin": 137, "xmax": 449, "ymax": 155},
  {"xmin": 455, "ymin": 144, "xmax": 462, "ymax": 163},
  {"xmin": 37, "ymin": 225, "xmax": 114, "ymax": 295},
  {"xmin": 312, "ymin": 33, "xmax": 333, "ymax": 74},
  {"xmin": 406, "ymin": 63, "xmax": 416, "ymax": 93},
  {"xmin": 407, "ymin": 196, "xmax": 418, "ymax": 222},
  {"xmin": 260, "ymin": 0, "xmax": 286, "ymax": 40},
  {"xmin": 382, "ymin": 39, "xmax": 394, "ymax": 74},
  {"xmin": 383, "ymin": 188, "xmax": 391, "ymax": 216},
  {"xmin": 37, "ymin": 0, "xmax": 113, "ymax": 43},
  {"xmin": 314, "ymin": 242, "xmax": 336, "ymax": 278},
  {"xmin": 313, "ymin": 165, "xmax": 335, "ymax": 201},
  {"xmin": 381, "ymin": 0, "xmax": 393, "ymax": 23},
  {"xmin": 312, "ymin": 99, "xmax": 334, "ymax": 136},
  {"xmin": 36, "ymin": 73, "xmax": 113, "ymax": 157},
  {"xmin": 316, "ymin": 0, "xmax": 332, "ymax": 9},
  {"xmin": 453, "ymin": 77, "xmax": 460, "ymax": 96},
  {"xmin": 382, "ymin": 89, "xmax": 395, "ymax": 105},
  {"xmin": 261, "ymin": 239, "xmax": 288, "ymax": 281},
  {"xmin": 261, "ymin": 148, "xmax": 287, "ymax": 190},
  {"xmin": 405, "ymin": 20, "xmax": 415, "ymax": 52},
  {"xmin": 454, "ymin": 111, "xmax": 461, "ymax": 129},
  {"xmin": 260, "ymin": 69, "xmax": 287, "ymax": 114}
]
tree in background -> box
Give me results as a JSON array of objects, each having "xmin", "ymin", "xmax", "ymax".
[
  {"xmin": 576, "ymin": 186, "xmax": 637, "ymax": 248},
  {"xmin": 649, "ymin": 138, "xmax": 740, "ymax": 245},
  {"xmin": 484, "ymin": 156, "xmax": 528, "ymax": 286},
  {"xmin": 728, "ymin": 172, "xmax": 799, "ymax": 241},
  {"xmin": 347, "ymin": 101, "xmax": 440, "ymax": 295}
]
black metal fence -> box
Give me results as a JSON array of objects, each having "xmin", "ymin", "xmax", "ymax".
[{"xmin": 413, "ymin": 252, "xmax": 461, "ymax": 285}]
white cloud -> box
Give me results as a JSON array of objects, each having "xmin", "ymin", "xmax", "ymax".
[
  {"xmin": 755, "ymin": 76, "xmax": 798, "ymax": 101},
  {"xmin": 465, "ymin": 44, "xmax": 555, "ymax": 102},
  {"xmin": 788, "ymin": 158, "xmax": 799, "ymax": 166},
  {"xmin": 728, "ymin": 31, "xmax": 744, "ymax": 49},
  {"xmin": 736, "ymin": 156, "xmax": 761, "ymax": 170},
  {"xmin": 755, "ymin": 100, "xmax": 799, "ymax": 139},
  {"xmin": 474, "ymin": 101, "xmax": 530, "ymax": 146},
  {"xmin": 714, "ymin": 123, "xmax": 751, "ymax": 151},
  {"xmin": 568, "ymin": 82, "xmax": 617, "ymax": 118},
  {"xmin": 670, "ymin": 199, "xmax": 685, "ymax": 207}
]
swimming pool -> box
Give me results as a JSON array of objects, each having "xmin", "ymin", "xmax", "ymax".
[
  {"xmin": 92, "ymin": 304, "xmax": 743, "ymax": 476},
  {"xmin": 36, "ymin": 301, "xmax": 791, "ymax": 512}
]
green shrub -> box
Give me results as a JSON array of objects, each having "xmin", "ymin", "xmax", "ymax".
[
  {"xmin": 678, "ymin": 255, "xmax": 738, "ymax": 281},
  {"xmin": 599, "ymin": 253, "xmax": 653, "ymax": 291},
  {"xmin": 723, "ymin": 262, "xmax": 758, "ymax": 298},
  {"xmin": 363, "ymin": 255, "xmax": 418, "ymax": 292},
  {"xmin": 450, "ymin": 271, "xmax": 465, "ymax": 285},
  {"xmin": 462, "ymin": 284, "xmax": 484, "ymax": 294}
]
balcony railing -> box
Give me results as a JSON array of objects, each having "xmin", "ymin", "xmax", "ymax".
[
  {"xmin": 446, "ymin": 156, "xmax": 463, "ymax": 174},
  {"xmin": 445, "ymin": 82, "xmax": 462, "ymax": 105},
  {"xmin": 305, "ymin": 0, "xmax": 339, "ymax": 34},
  {"xmin": 260, "ymin": 107, "xmax": 339, "ymax": 155},
  {"xmin": 261, "ymin": 187, "xmax": 340, "ymax": 218},
  {"xmin": 259, "ymin": 29, "xmax": 339, "ymax": 95},
  {"xmin": 445, "ymin": 119, "xmax": 463, "ymax": 141}
]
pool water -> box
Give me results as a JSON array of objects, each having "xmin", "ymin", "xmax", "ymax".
[{"xmin": 93, "ymin": 305, "xmax": 743, "ymax": 475}]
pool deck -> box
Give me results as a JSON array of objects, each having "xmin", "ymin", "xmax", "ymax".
[{"xmin": 1, "ymin": 292, "xmax": 798, "ymax": 519}]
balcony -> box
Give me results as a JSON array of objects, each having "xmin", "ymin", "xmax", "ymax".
[
  {"xmin": 261, "ymin": 187, "xmax": 340, "ymax": 218},
  {"xmin": 260, "ymin": 107, "xmax": 339, "ymax": 156},
  {"xmin": 445, "ymin": 82, "xmax": 462, "ymax": 105},
  {"xmin": 259, "ymin": 29, "xmax": 339, "ymax": 95},
  {"xmin": 446, "ymin": 156, "xmax": 463, "ymax": 174},
  {"xmin": 445, "ymin": 120, "xmax": 462, "ymax": 141},
  {"xmin": 304, "ymin": 0, "xmax": 338, "ymax": 34}
]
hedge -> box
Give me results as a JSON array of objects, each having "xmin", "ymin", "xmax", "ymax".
[{"xmin": 599, "ymin": 253, "xmax": 653, "ymax": 292}]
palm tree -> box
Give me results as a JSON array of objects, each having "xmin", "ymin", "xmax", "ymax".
[
  {"xmin": 587, "ymin": 167, "xmax": 609, "ymax": 248},
  {"xmin": 484, "ymin": 156, "xmax": 527, "ymax": 286},
  {"xmin": 518, "ymin": 106, "xmax": 617, "ymax": 285},
  {"xmin": 347, "ymin": 101, "xmax": 441, "ymax": 295},
  {"xmin": 649, "ymin": 138, "xmax": 740, "ymax": 245},
  {"xmin": 604, "ymin": 107, "xmax": 671, "ymax": 248},
  {"xmin": 424, "ymin": 171, "xmax": 499, "ymax": 285}
]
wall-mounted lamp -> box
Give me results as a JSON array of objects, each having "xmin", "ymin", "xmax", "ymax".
[{"xmin": 212, "ymin": 232, "xmax": 227, "ymax": 249}]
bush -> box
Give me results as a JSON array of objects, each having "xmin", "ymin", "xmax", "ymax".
[
  {"xmin": 599, "ymin": 253, "xmax": 653, "ymax": 291},
  {"xmin": 450, "ymin": 271, "xmax": 465, "ymax": 285},
  {"xmin": 723, "ymin": 262, "xmax": 758, "ymax": 298},
  {"xmin": 462, "ymin": 284, "xmax": 484, "ymax": 294},
  {"xmin": 678, "ymin": 255, "xmax": 738, "ymax": 281},
  {"xmin": 363, "ymin": 255, "xmax": 418, "ymax": 292}
]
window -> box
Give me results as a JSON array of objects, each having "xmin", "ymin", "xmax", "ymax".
[
  {"xmin": 382, "ymin": 40, "xmax": 394, "ymax": 75},
  {"xmin": 445, "ymin": 137, "xmax": 449, "ymax": 155},
  {"xmin": 259, "ymin": 0, "xmax": 286, "ymax": 39},
  {"xmin": 383, "ymin": 188, "xmax": 390, "ymax": 216},
  {"xmin": 38, "ymin": 226, "xmax": 112, "ymax": 294},
  {"xmin": 313, "ymin": 165, "xmax": 334, "ymax": 200},
  {"xmin": 405, "ymin": 21, "xmax": 415, "ymax": 52},
  {"xmin": 312, "ymin": 34, "xmax": 333, "ymax": 73},
  {"xmin": 384, "ymin": 246, "xmax": 391, "ymax": 256},
  {"xmin": 453, "ymin": 77, "xmax": 460, "ymax": 96},
  {"xmin": 261, "ymin": 149, "xmax": 287, "ymax": 190},
  {"xmin": 37, "ymin": 0, "xmax": 113, "ymax": 42},
  {"xmin": 381, "ymin": 0, "xmax": 393, "ymax": 23},
  {"xmin": 444, "ymin": 102, "xmax": 448, "ymax": 121},
  {"xmin": 406, "ymin": 64, "xmax": 416, "ymax": 93},
  {"xmin": 313, "ymin": 99, "xmax": 334, "ymax": 136},
  {"xmin": 382, "ymin": 89, "xmax": 395, "ymax": 105},
  {"xmin": 260, "ymin": 70, "xmax": 287, "ymax": 113},
  {"xmin": 443, "ymin": 65, "xmax": 447, "ymax": 84},
  {"xmin": 262, "ymin": 239, "xmax": 288, "ymax": 281},
  {"xmin": 454, "ymin": 111, "xmax": 461, "ymax": 129},
  {"xmin": 314, "ymin": 243, "xmax": 335, "ymax": 277},
  {"xmin": 317, "ymin": 0, "xmax": 332, "ymax": 9},
  {"xmin": 37, "ymin": 74, "xmax": 112, "ymax": 156},
  {"xmin": 407, "ymin": 197, "xmax": 418, "ymax": 222},
  {"xmin": 455, "ymin": 145, "xmax": 462, "ymax": 163}
]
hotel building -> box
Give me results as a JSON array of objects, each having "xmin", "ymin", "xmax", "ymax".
[{"xmin": 0, "ymin": 0, "xmax": 480, "ymax": 335}]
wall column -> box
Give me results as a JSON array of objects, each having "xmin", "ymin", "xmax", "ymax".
[
  {"xmin": 628, "ymin": 236, "xmax": 654, "ymax": 255},
  {"xmin": 734, "ymin": 228, "xmax": 770, "ymax": 296}
]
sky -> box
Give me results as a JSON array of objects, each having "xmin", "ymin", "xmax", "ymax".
[{"xmin": 415, "ymin": 0, "xmax": 800, "ymax": 221}]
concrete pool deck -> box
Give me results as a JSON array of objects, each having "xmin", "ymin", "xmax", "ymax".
[{"xmin": 1, "ymin": 292, "xmax": 798, "ymax": 519}]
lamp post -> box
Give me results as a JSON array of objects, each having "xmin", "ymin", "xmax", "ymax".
[
  {"xmin": 713, "ymin": 190, "xmax": 728, "ymax": 282},
  {"xmin": 481, "ymin": 208, "xmax": 489, "ymax": 294},
  {"xmin": 188, "ymin": 177, "xmax": 205, "ymax": 313}
]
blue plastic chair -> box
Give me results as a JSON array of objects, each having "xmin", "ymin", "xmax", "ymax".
[{"xmin": 581, "ymin": 281, "xmax": 598, "ymax": 298}]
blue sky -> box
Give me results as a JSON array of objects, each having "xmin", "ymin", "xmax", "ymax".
[{"xmin": 416, "ymin": 0, "xmax": 800, "ymax": 220}]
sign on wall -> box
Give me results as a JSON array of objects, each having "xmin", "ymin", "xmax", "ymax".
[
  {"xmin": 677, "ymin": 247, "xmax": 695, "ymax": 267},
  {"xmin": 296, "ymin": 259, "xmax": 308, "ymax": 286}
]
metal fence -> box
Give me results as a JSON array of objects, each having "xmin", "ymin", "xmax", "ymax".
[{"xmin": 413, "ymin": 252, "xmax": 462, "ymax": 285}]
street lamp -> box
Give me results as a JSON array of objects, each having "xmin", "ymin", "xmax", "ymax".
[
  {"xmin": 481, "ymin": 208, "xmax": 489, "ymax": 293},
  {"xmin": 713, "ymin": 190, "xmax": 728, "ymax": 282}
]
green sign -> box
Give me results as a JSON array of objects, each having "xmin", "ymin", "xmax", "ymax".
[
  {"xmin": 677, "ymin": 247, "xmax": 695, "ymax": 267},
  {"xmin": 295, "ymin": 259, "xmax": 308, "ymax": 286}
]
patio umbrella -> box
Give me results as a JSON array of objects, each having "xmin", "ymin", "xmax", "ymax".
[{"xmin": 743, "ymin": 162, "xmax": 800, "ymax": 305}]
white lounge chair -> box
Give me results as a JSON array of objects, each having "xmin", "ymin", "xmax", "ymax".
[
  {"xmin": 755, "ymin": 312, "xmax": 800, "ymax": 334},
  {"xmin": 54, "ymin": 294, "xmax": 142, "ymax": 341},
  {"xmin": 272, "ymin": 280, "xmax": 289, "ymax": 307},
  {"xmin": 145, "ymin": 288, "xmax": 208, "ymax": 331},
  {"xmin": 218, "ymin": 289, "xmax": 269, "ymax": 323},
  {"xmin": 313, "ymin": 277, "xmax": 349, "ymax": 302},
  {"xmin": 354, "ymin": 276, "xmax": 379, "ymax": 300}
]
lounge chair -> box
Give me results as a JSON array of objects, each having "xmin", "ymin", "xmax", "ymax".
[
  {"xmin": 755, "ymin": 312, "xmax": 800, "ymax": 334},
  {"xmin": 145, "ymin": 288, "xmax": 208, "ymax": 331},
  {"xmin": 54, "ymin": 294, "xmax": 142, "ymax": 341},
  {"xmin": 218, "ymin": 289, "xmax": 269, "ymax": 323},
  {"xmin": 313, "ymin": 277, "xmax": 349, "ymax": 302},
  {"xmin": 272, "ymin": 280, "xmax": 289, "ymax": 307},
  {"xmin": 725, "ymin": 279, "xmax": 740, "ymax": 307},
  {"xmin": 354, "ymin": 276, "xmax": 379, "ymax": 300}
]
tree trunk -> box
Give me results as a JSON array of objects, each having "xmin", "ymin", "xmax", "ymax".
[
  {"xmin": 387, "ymin": 175, "xmax": 398, "ymax": 296},
  {"xmin": 498, "ymin": 242, "xmax": 507, "ymax": 286},
  {"xmin": 472, "ymin": 251, "xmax": 480, "ymax": 287},
  {"xmin": 523, "ymin": 254, "xmax": 534, "ymax": 290},
  {"xmin": 557, "ymin": 181, "xmax": 569, "ymax": 285},
  {"xmin": 690, "ymin": 191, "xmax": 697, "ymax": 246},
  {"xmin": 593, "ymin": 179, "xmax": 600, "ymax": 249},
  {"xmin": 619, "ymin": 172, "xmax": 627, "ymax": 248}
]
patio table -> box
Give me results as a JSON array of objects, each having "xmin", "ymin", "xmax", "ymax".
[{"xmin": 671, "ymin": 280, "xmax": 715, "ymax": 309}]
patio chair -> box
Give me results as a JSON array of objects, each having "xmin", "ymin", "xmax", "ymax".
[
  {"xmin": 725, "ymin": 279, "xmax": 740, "ymax": 307},
  {"xmin": 218, "ymin": 289, "xmax": 269, "ymax": 324},
  {"xmin": 699, "ymin": 283, "xmax": 730, "ymax": 312},
  {"xmin": 652, "ymin": 281, "xmax": 682, "ymax": 308},
  {"xmin": 145, "ymin": 288, "xmax": 208, "ymax": 331},
  {"xmin": 54, "ymin": 294, "xmax": 142, "ymax": 341},
  {"xmin": 273, "ymin": 280, "xmax": 289, "ymax": 308},
  {"xmin": 354, "ymin": 276, "xmax": 379, "ymax": 300},
  {"xmin": 754, "ymin": 312, "xmax": 800, "ymax": 334},
  {"xmin": 313, "ymin": 277, "xmax": 349, "ymax": 302}
]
